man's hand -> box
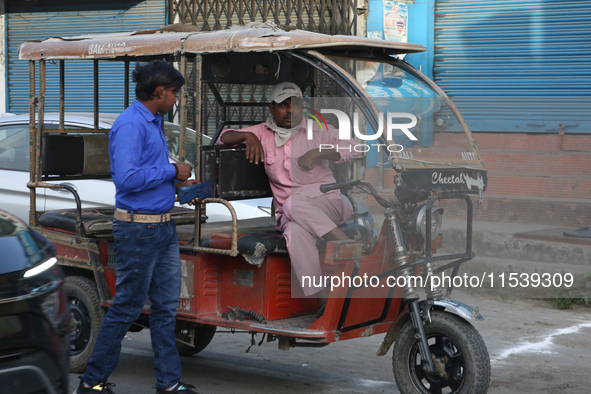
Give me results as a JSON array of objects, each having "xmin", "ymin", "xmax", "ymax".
[
  {"xmin": 244, "ymin": 133, "xmax": 265, "ymax": 165},
  {"xmin": 175, "ymin": 162, "xmax": 192, "ymax": 181},
  {"xmin": 298, "ymin": 148, "xmax": 342, "ymax": 171},
  {"xmin": 176, "ymin": 179, "xmax": 201, "ymax": 206},
  {"xmin": 221, "ymin": 131, "xmax": 265, "ymax": 165},
  {"xmin": 297, "ymin": 149, "xmax": 319, "ymax": 171}
]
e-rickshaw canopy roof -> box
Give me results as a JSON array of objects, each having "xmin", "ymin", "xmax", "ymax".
[{"xmin": 19, "ymin": 23, "xmax": 425, "ymax": 60}]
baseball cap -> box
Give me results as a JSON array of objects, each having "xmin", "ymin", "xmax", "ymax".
[{"xmin": 270, "ymin": 82, "xmax": 303, "ymax": 103}]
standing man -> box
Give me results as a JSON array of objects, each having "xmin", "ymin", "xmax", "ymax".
[
  {"xmin": 77, "ymin": 61, "xmax": 198, "ymax": 394},
  {"xmin": 220, "ymin": 82, "xmax": 360, "ymax": 317}
]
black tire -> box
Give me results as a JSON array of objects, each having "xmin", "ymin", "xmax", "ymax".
[
  {"xmin": 392, "ymin": 310, "xmax": 490, "ymax": 394},
  {"xmin": 65, "ymin": 276, "xmax": 104, "ymax": 373},
  {"xmin": 175, "ymin": 322, "xmax": 216, "ymax": 357}
]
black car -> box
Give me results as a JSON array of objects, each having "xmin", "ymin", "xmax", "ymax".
[{"xmin": 0, "ymin": 211, "xmax": 69, "ymax": 394}]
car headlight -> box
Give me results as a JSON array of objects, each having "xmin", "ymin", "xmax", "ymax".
[
  {"xmin": 414, "ymin": 205, "xmax": 444, "ymax": 240},
  {"xmin": 24, "ymin": 257, "xmax": 57, "ymax": 278}
]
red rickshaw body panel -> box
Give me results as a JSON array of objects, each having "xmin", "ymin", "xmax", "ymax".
[{"xmin": 216, "ymin": 253, "xmax": 318, "ymax": 321}]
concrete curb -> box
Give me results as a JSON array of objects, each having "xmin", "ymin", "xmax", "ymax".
[
  {"xmin": 440, "ymin": 226, "xmax": 591, "ymax": 267},
  {"xmin": 443, "ymin": 257, "xmax": 590, "ymax": 298}
]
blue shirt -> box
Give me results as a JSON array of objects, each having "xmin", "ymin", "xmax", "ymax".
[{"xmin": 109, "ymin": 99, "xmax": 177, "ymax": 213}]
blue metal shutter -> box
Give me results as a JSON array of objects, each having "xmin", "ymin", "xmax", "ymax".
[
  {"xmin": 7, "ymin": 1, "xmax": 166, "ymax": 114},
  {"xmin": 434, "ymin": 0, "xmax": 591, "ymax": 133}
]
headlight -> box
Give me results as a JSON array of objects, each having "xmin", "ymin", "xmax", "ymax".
[
  {"xmin": 356, "ymin": 216, "xmax": 372, "ymax": 231},
  {"xmin": 24, "ymin": 257, "xmax": 57, "ymax": 278},
  {"xmin": 414, "ymin": 205, "xmax": 444, "ymax": 240}
]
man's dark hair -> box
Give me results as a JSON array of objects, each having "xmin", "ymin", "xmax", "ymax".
[{"xmin": 132, "ymin": 60, "xmax": 185, "ymax": 101}]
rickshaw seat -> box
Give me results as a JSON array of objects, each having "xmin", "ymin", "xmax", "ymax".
[
  {"xmin": 201, "ymin": 231, "xmax": 288, "ymax": 266},
  {"xmin": 177, "ymin": 216, "xmax": 278, "ymax": 242},
  {"xmin": 191, "ymin": 219, "xmax": 369, "ymax": 266},
  {"xmin": 38, "ymin": 207, "xmax": 198, "ymax": 237}
]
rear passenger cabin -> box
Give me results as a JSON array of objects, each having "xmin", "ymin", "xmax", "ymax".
[{"xmin": 27, "ymin": 49, "xmax": 322, "ymax": 249}]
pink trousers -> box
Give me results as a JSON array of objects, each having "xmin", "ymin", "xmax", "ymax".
[{"xmin": 277, "ymin": 192, "xmax": 352, "ymax": 297}]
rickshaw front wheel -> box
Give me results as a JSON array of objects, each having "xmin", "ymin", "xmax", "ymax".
[
  {"xmin": 392, "ymin": 310, "xmax": 490, "ymax": 394},
  {"xmin": 175, "ymin": 322, "xmax": 217, "ymax": 356}
]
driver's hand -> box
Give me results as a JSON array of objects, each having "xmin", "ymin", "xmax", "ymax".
[
  {"xmin": 297, "ymin": 149, "xmax": 319, "ymax": 171},
  {"xmin": 176, "ymin": 179, "xmax": 201, "ymax": 206},
  {"xmin": 244, "ymin": 132, "xmax": 265, "ymax": 164}
]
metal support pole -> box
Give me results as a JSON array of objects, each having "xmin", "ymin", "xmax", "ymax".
[
  {"xmin": 193, "ymin": 56, "xmax": 202, "ymax": 182},
  {"xmin": 29, "ymin": 59, "xmax": 46, "ymax": 227},
  {"xmin": 378, "ymin": 150, "xmax": 384, "ymax": 188},
  {"xmin": 28, "ymin": 60, "xmax": 36, "ymax": 226},
  {"xmin": 192, "ymin": 55, "xmax": 203, "ymax": 247},
  {"xmin": 192, "ymin": 58, "xmax": 198, "ymax": 132},
  {"xmin": 178, "ymin": 55, "xmax": 188, "ymax": 163},
  {"xmin": 37, "ymin": 60, "xmax": 46, "ymax": 182},
  {"xmin": 59, "ymin": 60, "xmax": 64, "ymax": 130},
  {"xmin": 94, "ymin": 60, "xmax": 99, "ymax": 129},
  {"xmin": 124, "ymin": 60, "xmax": 130, "ymax": 109}
]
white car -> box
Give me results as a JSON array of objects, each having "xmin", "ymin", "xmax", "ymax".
[{"xmin": 0, "ymin": 113, "xmax": 271, "ymax": 223}]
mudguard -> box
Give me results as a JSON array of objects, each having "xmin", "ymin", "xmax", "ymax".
[
  {"xmin": 376, "ymin": 298, "xmax": 483, "ymax": 356},
  {"xmin": 421, "ymin": 299, "xmax": 484, "ymax": 322}
]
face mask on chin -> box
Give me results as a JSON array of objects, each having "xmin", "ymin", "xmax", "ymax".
[{"xmin": 267, "ymin": 116, "xmax": 301, "ymax": 147}]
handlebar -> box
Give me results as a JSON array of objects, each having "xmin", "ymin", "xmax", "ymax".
[
  {"xmin": 320, "ymin": 179, "xmax": 393, "ymax": 208},
  {"xmin": 319, "ymin": 180, "xmax": 364, "ymax": 194}
]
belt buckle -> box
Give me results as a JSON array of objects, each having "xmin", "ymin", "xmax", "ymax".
[{"xmin": 114, "ymin": 209, "xmax": 168, "ymax": 223}]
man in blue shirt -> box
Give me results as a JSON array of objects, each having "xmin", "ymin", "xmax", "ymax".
[{"xmin": 77, "ymin": 61, "xmax": 198, "ymax": 394}]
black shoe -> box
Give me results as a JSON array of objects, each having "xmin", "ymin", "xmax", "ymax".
[
  {"xmin": 155, "ymin": 382, "xmax": 198, "ymax": 393},
  {"xmin": 76, "ymin": 376, "xmax": 116, "ymax": 393}
]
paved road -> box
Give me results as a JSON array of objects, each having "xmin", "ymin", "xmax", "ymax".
[{"xmin": 68, "ymin": 290, "xmax": 591, "ymax": 394}]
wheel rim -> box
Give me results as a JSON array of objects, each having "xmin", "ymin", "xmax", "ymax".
[
  {"xmin": 408, "ymin": 334, "xmax": 465, "ymax": 394},
  {"xmin": 68, "ymin": 294, "xmax": 92, "ymax": 355}
]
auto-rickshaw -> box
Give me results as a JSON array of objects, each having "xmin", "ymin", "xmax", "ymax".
[{"xmin": 19, "ymin": 23, "xmax": 491, "ymax": 394}]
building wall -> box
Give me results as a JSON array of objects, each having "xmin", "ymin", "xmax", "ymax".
[{"xmin": 365, "ymin": 132, "xmax": 591, "ymax": 226}]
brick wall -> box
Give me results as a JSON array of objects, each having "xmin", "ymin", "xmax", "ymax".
[{"xmin": 363, "ymin": 133, "xmax": 591, "ymax": 227}]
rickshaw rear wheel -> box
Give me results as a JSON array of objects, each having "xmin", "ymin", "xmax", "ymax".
[
  {"xmin": 65, "ymin": 276, "xmax": 105, "ymax": 373},
  {"xmin": 175, "ymin": 322, "xmax": 217, "ymax": 356},
  {"xmin": 392, "ymin": 310, "xmax": 490, "ymax": 394}
]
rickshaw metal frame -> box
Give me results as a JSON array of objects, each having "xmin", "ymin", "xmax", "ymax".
[{"xmin": 19, "ymin": 25, "xmax": 481, "ymax": 290}]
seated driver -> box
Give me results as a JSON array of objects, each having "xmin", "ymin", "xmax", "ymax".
[{"xmin": 220, "ymin": 82, "xmax": 360, "ymax": 316}]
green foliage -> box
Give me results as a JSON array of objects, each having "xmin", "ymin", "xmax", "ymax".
[{"xmin": 554, "ymin": 271, "xmax": 591, "ymax": 309}]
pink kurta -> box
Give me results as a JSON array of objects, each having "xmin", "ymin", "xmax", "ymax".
[{"xmin": 220, "ymin": 121, "xmax": 360, "ymax": 296}]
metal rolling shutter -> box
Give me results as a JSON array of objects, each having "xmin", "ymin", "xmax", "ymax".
[
  {"xmin": 434, "ymin": 0, "xmax": 591, "ymax": 133},
  {"xmin": 7, "ymin": 1, "xmax": 166, "ymax": 114}
]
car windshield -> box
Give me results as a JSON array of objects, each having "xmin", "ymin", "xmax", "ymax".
[
  {"xmin": 163, "ymin": 123, "xmax": 211, "ymax": 167},
  {"xmin": 323, "ymin": 56, "xmax": 483, "ymax": 170}
]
